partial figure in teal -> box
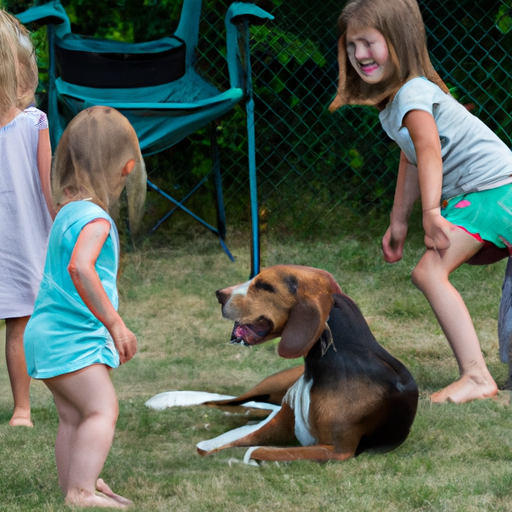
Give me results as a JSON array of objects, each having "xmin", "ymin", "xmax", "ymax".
[
  {"xmin": 0, "ymin": 9, "xmax": 56, "ymax": 428},
  {"xmin": 330, "ymin": 0, "xmax": 512, "ymax": 404},
  {"xmin": 24, "ymin": 106, "xmax": 142, "ymax": 508}
]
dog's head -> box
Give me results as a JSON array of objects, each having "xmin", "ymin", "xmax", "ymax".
[{"xmin": 215, "ymin": 265, "xmax": 342, "ymax": 359}]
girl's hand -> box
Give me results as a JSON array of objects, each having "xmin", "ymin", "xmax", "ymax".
[
  {"xmin": 382, "ymin": 221, "xmax": 408, "ymax": 263},
  {"xmin": 422, "ymin": 207, "xmax": 451, "ymax": 251},
  {"xmin": 110, "ymin": 323, "xmax": 138, "ymax": 364}
]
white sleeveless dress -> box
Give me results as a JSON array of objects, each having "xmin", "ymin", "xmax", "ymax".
[{"xmin": 0, "ymin": 107, "xmax": 53, "ymax": 318}]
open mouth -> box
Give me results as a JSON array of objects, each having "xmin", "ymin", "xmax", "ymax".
[
  {"xmin": 359, "ymin": 60, "xmax": 379, "ymax": 74},
  {"xmin": 229, "ymin": 318, "xmax": 273, "ymax": 347}
]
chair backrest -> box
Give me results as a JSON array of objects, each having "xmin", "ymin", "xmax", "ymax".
[
  {"xmin": 19, "ymin": 0, "xmax": 203, "ymax": 89},
  {"xmin": 52, "ymin": 0, "xmax": 204, "ymax": 89}
]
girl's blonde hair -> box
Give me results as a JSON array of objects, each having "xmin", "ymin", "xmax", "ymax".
[
  {"xmin": 0, "ymin": 9, "xmax": 38, "ymax": 111},
  {"xmin": 329, "ymin": 0, "xmax": 448, "ymax": 111},
  {"xmin": 0, "ymin": 10, "xmax": 19, "ymax": 114},
  {"xmin": 52, "ymin": 107, "xmax": 143, "ymax": 212}
]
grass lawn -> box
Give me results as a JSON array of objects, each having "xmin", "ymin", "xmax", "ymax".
[{"xmin": 1, "ymin": 214, "xmax": 511, "ymax": 512}]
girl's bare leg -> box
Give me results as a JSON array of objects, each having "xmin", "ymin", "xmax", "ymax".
[
  {"xmin": 411, "ymin": 228, "xmax": 498, "ymax": 404},
  {"xmin": 44, "ymin": 364, "xmax": 131, "ymax": 508},
  {"xmin": 5, "ymin": 316, "xmax": 32, "ymax": 427}
]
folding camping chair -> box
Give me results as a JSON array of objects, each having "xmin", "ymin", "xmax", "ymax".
[{"xmin": 17, "ymin": 0, "xmax": 271, "ymax": 276}]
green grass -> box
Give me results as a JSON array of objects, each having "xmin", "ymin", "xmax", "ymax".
[{"xmin": 1, "ymin": 213, "xmax": 511, "ymax": 511}]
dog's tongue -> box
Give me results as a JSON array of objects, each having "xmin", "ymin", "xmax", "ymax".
[
  {"xmin": 230, "ymin": 324, "xmax": 251, "ymax": 347},
  {"xmin": 233, "ymin": 324, "xmax": 248, "ymax": 339}
]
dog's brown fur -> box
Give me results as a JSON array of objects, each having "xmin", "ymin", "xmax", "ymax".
[{"xmin": 201, "ymin": 265, "xmax": 419, "ymax": 462}]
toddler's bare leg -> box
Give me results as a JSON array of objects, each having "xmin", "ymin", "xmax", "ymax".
[
  {"xmin": 5, "ymin": 316, "xmax": 32, "ymax": 427},
  {"xmin": 45, "ymin": 365, "xmax": 131, "ymax": 508},
  {"xmin": 411, "ymin": 228, "xmax": 498, "ymax": 404}
]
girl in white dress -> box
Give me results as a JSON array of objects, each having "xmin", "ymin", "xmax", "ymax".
[{"xmin": 0, "ymin": 9, "xmax": 55, "ymax": 427}]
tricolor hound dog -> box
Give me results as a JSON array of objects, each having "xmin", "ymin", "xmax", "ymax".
[{"xmin": 196, "ymin": 265, "xmax": 419, "ymax": 463}]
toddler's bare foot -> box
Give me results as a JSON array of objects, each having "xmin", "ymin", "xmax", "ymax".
[
  {"xmin": 65, "ymin": 488, "xmax": 129, "ymax": 509},
  {"xmin": 9, "ymin": 412, "xmax": 33, "ymax": 427},
  {"xmin": 431, "ymin": 374, "xmax": 498, "ymax": 404},
  {"xmin": 96, "ymin": 479, "xmax": 132, "ymax": 507}
]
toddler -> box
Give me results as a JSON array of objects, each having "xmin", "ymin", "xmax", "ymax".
[{"xmin": 24, "ymin": 106, "xmax": 142, "ymax": 507}]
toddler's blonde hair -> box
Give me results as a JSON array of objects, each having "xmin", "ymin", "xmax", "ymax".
[
  {"xmin": 329, "ymin": 0, "xmax": 448, "ymax": 111},
  {"xmin": 52, "ymin": 107, "xmax": 143, "ymax": 213}
]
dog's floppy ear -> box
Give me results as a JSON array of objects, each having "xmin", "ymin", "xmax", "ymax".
[{"xmin": 277, "ymin": 292, "xmax": 333, "ymax": 359}]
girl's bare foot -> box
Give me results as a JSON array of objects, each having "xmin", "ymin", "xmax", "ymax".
[
  {"xmin": 431, "ymin": 374, "xmax": 498, "ymax": 404},
  {"xmin": 96, "ymin": 479, "xmax": 133, "ymax": 506},
  {"xmin": 65, "ymin": 488, "xmax": 129, "ymax": 509},
  {"xmin": 9, "ymin": 411, "xmax": 33, "ymax": 427}
]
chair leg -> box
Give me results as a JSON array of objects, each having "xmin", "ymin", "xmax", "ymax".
[
  {"xmin": 240, "ymin": 19, "xmax": 261, "ymax": 279},
  {"xmin": 146, "ymin": 162, "xmax": 234, "ymax": 262},
  {"xmin": 247, "ymin": 96, "xmax": 260, "ymax": 278},
  {"xmin": 147, "ymin": 177, "xmax": 215, "ymax": 234}
]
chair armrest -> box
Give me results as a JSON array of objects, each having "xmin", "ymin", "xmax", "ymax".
[
  {"xmin": 227, "ymin": 2, "xmax": 274, "ymax": 26},
  {"xmin": 16, "ymin": 0, "xmax": 71, "ymax": 37},
  {"xmin": 224, "ymin": 2, "xmax": 274, "ymax": 91}
]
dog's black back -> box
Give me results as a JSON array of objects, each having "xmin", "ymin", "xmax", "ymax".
[{"xmin": 305, "ymin": 293, "xmax": 419, "ymax": 455}]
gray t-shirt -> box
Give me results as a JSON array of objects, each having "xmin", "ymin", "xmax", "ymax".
[{"xmin": 379, "ymin": 77, "xmax": 512, "ymax": 200}]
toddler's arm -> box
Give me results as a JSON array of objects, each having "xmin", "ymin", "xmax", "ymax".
[
  {"xmin": 37, "ymin": 128, "xmax": 57, "ymax": 219},
  {"xmin": 402, "ymin": 109, "xmax": 451, "ymax": 252},
  {"xmin": 68, "ymin": 218, "xmax": 137, "ymax": 364},
  {"xmin": 383, "ymin": 151, "xmax": 420, "ymax": 263}
]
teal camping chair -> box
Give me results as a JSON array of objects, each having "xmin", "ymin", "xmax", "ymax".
[{"xmin": 17, "ymin": 0, "xmax": 272, "ymax": 276}]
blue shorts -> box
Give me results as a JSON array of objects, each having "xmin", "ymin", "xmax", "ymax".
[{"xmin": 441, "ymin": 183, "xmax": 512, "ymax": 249}]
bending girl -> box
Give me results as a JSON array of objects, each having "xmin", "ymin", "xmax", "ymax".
[{"xmin": 330, "ymin": 0, "xmax": 512, "ymax": 404}]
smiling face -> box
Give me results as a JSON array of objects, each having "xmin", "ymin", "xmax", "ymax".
[{"xmin": 345, "ymin": 26, "xmax": 394, "ymax": 85}]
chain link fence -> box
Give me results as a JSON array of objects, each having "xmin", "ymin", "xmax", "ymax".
[{"xmin": 5, "ymin": 0, "xmax": 512, "ymax": 236}]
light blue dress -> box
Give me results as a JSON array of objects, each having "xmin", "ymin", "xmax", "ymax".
[{"xmin": 24, "ymin": 201, "xmax": 120, "ymax": 379}]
